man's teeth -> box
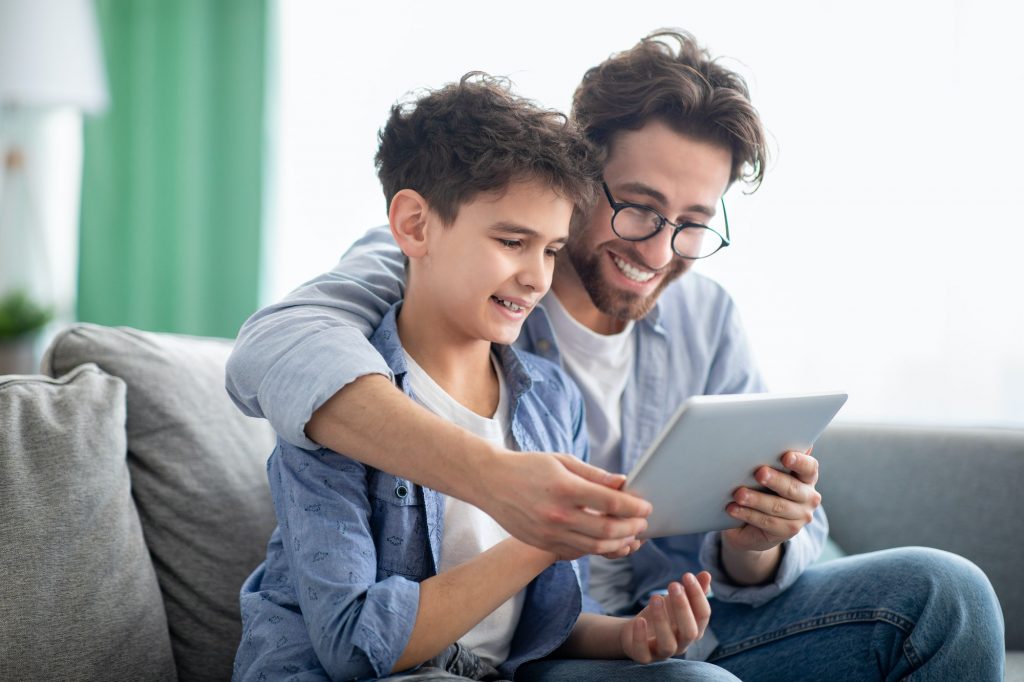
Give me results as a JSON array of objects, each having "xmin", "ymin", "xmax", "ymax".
[
  {"xmin": 613, "ymin": 256, "xmax": 656, "ymax": 283},
  {"xmin": 494, "ymin": 297, "xmax": 525, "ymax": 312}
]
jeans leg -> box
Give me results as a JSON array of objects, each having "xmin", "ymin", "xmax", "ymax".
[
  {"xmin": 706, "ymin": 547, "xmax": 1004, "ymax": 681},
  {"xmin": 514, "ymin": 658, "xmax": 740, "ymax": 681}
]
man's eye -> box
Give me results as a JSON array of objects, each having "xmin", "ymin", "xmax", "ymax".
[
  {"xmin": 498, "ymin": 239, "xmax": 522, "ymax": 249},
  {"xmin": 545, "ymin": 247, "xmax": 561, "ymax": 258}
]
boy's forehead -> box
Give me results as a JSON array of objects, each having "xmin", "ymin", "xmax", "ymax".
[{"xmin": 451, "ymin": 179, "xmax": 574, "ymax": 236}]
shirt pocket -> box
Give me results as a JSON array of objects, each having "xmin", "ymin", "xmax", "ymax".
[{"xmin": 367, "ymin": 471, "xmax": 430, "ymax": 579}]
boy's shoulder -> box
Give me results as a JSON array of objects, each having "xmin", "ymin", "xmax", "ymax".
[{"xmin": 500, "ymin": 345, "xmax": 583, "ymax": 408}]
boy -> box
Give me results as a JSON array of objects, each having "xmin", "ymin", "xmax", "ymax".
[{"xmin": 234, "ymin": 75, "xmax": 729, "ymax": 681}]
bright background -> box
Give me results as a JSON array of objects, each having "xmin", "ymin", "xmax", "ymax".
[{"xmin": 266, "ymin": 0, "xmax": 1024, "ymax": 427}]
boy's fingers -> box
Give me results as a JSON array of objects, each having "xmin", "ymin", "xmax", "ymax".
[
  {"xmin": 631, "ymin": 617, "xmax": 651, "ymax": 663},
  {"xmin": 649, "ymin": 596, "xmax": 678, "ymax": 659},
  {"xmin": 683, "ymin": 573, "xmax": 711, "ymax": 638},
  {"xmin": 697, "ymin": 570, "xmax": 712, "ymax": 594},
  {"xmin": 668, "ymin": 581, "xmax": 699, "ymax": 644}
]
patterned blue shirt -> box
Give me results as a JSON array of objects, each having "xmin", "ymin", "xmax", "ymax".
[{"xmin": 234, "ymin": 305, "xmax": 589, "ymax": 680}]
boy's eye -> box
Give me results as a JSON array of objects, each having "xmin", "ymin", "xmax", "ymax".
[
  {"xmin": 498, "ymin": 238, "xmax": 522, "ymax": 249},
  {"xmin": 545, "ymin": 247, "xmax": 561, "ymax": 258}
]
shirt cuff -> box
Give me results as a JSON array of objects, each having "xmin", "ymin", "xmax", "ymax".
[
  {"xmin": 699, "ymin": 506, "xmax": 827, "ymax": 608},
  {"xmin": 260, "ymin": 326, "xmax": 394, "ymax": 450}
]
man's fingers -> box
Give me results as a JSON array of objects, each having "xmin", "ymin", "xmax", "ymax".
[
  {"xmin": 733, "ymin": 487, "xmax": 807, "ymax": 521},
  {"xmin": 753, "ymin": 466, "xmax": 820, "ymax": 507},
  {"xmin": 781, "ymin": 450, "xmax": 819, "ymax": 485},
  {"xmin": 555, "ymin": 453, "xmax": 626, "ymax": 488},
  {"xmin": 556, "ymin": 455, "xmax": 653, "ymax": 518},
  {"xmin": 727, "ymin": 502, "xmax": 804, "ymax": 539}
]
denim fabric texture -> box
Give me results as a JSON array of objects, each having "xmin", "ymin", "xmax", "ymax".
[
  {"xmin": 234, "ymin": 305, "xmax": 588, "ymax": 681},
  {"xmin": 226, "ymin": 224, "xmax": 828, "ymax": 623},
  {"xmin": 227, "ymin": 226, "xmax": 1005, "ymax": 677}
]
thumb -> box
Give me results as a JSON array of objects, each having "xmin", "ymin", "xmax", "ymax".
[{"xmin": 555, "ymin": 453, "xmax": 627, "ymax": 489}]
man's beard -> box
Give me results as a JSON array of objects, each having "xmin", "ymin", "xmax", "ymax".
[{"xmin": 564, "ymin": 238, "xmax": 689, "ymax": 322}]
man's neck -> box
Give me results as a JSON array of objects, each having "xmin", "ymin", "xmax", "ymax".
[
  {"xmin": 551, "ymin": 259, "xmax": 628, "ymax": 336},
  {"xmin": 397, "ymin": 290, "xmax": 498, "ymax": 418}
]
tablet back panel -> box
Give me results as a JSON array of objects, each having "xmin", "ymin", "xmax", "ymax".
[{"xmin": 625, "ymin": 392, "xmax": 847, "ymax": 538}]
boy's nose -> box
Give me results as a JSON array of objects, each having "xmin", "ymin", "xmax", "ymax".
[{"xmin": 518, "ymin": 251, "xmax": 548, "ymax": 291}]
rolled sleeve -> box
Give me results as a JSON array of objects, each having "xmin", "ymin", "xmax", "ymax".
[
  {"xmin": 225, "ymin": 224, "xmax": 405, "ymax": 447},
  {"xmin": 259, "ymin": 326, "xmax": 393, "ymax": 449},
  {"xmin": 699, "ymin": 506, "xmax": 828, "ymax": 607}
]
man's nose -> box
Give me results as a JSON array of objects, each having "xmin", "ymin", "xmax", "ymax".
[{"xmin": 632, "ymin": 227, "xmax": 676, "ymax": 271}]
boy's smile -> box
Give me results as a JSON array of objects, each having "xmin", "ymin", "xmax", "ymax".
[{"xmin": 399, "ymin": 178, "xmax": 574, "ymax": 363}]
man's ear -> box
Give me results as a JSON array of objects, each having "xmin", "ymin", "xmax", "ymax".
[{"xmin": 389, "ymin": 189, "xmax": 431, "ymax": 259}]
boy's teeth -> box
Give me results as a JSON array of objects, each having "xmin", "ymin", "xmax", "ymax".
[
  {"xmin": 613, "ymin": 256, "xmax": 655, "ymax": 283},
  {"xmin": 494, "ymin": 297, "xmax": 524, "ymax": 312}
]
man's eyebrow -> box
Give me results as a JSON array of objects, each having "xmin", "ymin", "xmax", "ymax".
[
  {"xmin": 489, "ymin": 222, "xmax": 568, "ymax": 244},
  {"xmin": 615, "ymin": 181, "xmax": 717, "ymax": 219}
]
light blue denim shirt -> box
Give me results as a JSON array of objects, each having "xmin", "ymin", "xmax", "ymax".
[
  {"xmin": 227, "ymin": 225, "xmax": 828, "ymax": 620},
  {"xmin": 234, "ymin": 304, "xmax": 588, "ymax": 681}
]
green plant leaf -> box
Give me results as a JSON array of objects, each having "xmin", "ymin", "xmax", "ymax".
[{"xmin": 0, "ymin": 291, "xmax": 54, "ymax": 338}]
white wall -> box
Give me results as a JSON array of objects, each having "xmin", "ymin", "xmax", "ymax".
[{"xmin": 266, "ymin": 0, "xmax": 1024, "ymax": 427}]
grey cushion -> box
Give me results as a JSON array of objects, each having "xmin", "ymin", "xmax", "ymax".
[
  {"xmin": 44, "ymin": 325, "xmax": 278, "ymax": 682},
  {"xmin": 0, "ymin": 364, "xmax": 176, "ymax": 680},
  {"xmin": 815, "ymin": 423, "xmax": 1024, "ymax": 649}
]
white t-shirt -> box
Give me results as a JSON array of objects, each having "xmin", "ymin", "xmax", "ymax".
[
  {"xmin": 403, "ymin": 351, "xmax": 523, "ymax": 667},
  {"xmin": 542, "ymin": 294, "xmax": 636, "ymax": 614}
]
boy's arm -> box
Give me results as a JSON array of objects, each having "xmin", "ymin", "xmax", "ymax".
[
  {"xmin": 227, "ymin": 225, "xmax": 651, "ymax": 557},
  {"xmin": 276, "ymin": 445, "xmax": 553, "ymax": 677},
  {"xmin": 394, "ymin": 538, "xmax": 555, "ymax": 672}
]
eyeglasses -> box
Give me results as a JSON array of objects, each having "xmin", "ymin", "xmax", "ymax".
[{"xmin": 602, "ymin": 182, "xmax": 730, "ymax": 259}]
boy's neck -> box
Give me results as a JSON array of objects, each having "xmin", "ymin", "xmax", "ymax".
[{"xmin": 396, "ymin": 290, "xmax": 499, "ymax": 418}]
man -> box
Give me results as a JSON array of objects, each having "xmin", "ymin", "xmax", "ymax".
[{"xmin": 228, "ymin": 30, "xmax": 1003, "ymax": 678}]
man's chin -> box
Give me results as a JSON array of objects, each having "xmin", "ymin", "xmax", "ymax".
[{"xmin": 586, "ymin": 281, "xmax": 659, "ymax": 322}]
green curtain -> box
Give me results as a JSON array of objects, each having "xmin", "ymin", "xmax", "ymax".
[{"xmin": 78, "ymin": 0, "xmax": 267, "ymax": 338}]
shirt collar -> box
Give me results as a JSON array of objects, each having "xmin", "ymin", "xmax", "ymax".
[{"xmin": 370, "ymin": 302, "xmax": 543, "ymax": 399}]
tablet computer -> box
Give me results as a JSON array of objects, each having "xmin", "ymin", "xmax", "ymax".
[{"xmin": 624, "ymin": 391, "xmax": 848, "ymax": 539}]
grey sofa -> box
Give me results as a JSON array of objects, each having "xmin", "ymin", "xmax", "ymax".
[{"xmin": 0, "ymin": 323, "xmax": 1020, "ymax": 680}]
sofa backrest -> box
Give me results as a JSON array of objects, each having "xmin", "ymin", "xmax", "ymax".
[
  {"xmin": 816, "ymin": 423, "xmax": 1024, "ymax": 649},
  {"xmin": 43, "ymin": 324, "xmax": 278, "ymax": 681}
]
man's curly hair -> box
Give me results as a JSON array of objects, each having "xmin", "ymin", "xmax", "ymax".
[
  {"xmin": 375, "ymin": 72, "xmax": 600, "ymax": 224},
  {"xmin": 573, "ymin": 30, "xmax": 768, "ymax": 190}
]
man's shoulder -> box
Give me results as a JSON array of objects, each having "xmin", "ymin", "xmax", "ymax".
[
  {"xmin": 652, "ymin": 271, "xmax": 738, "ymax": 329},
  {"xmin": 661, "ymin": 271, "xmax": 735, "ymax": 307}
]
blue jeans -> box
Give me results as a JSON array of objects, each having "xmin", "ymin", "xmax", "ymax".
[{"xmin": 517, "ymin": 547, "xmax": 1004, "ymax": 681}]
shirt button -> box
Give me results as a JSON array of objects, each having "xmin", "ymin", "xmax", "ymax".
[
  {"xmin": 537, "ymin": 339, "xmax": 551, "ymax": 353},
  {"xmin": 395, "ymin": 483, "xmax": 409, "ymax": 499}
]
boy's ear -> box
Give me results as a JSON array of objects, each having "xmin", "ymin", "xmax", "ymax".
[{"xmin": 389, "ymin": 189, "xmax": 431, "ymax": 258}]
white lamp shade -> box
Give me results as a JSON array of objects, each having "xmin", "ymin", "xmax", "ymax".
[{"xmin": 0, "ymin": 0, "xmax": 109, "ymax": 113}]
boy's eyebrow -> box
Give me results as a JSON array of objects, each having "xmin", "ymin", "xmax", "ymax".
[
  {"xmin": 488, "ymin": 222, "xmax": 568, "ymax": 243},
  {"xmin": 615, "ymin": 181, "xmax": 717, "ymax": 219}
]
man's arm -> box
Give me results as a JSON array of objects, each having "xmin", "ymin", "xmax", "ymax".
[{"xmin": 227, "ymin": 225, "xmax": 650, "ymax": 556}]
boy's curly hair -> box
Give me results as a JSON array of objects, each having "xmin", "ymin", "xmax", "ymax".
[{"xmin": 375, "ymin": 72, "xmax": 600, "ymax": 224}]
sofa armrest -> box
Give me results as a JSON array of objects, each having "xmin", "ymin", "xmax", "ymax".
[{"xmin": 814, "ymin": 423, "xmax": 1023, "ymax": 649}]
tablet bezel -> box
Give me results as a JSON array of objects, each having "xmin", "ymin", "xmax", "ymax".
[{"xmin": 624, "ymin": 391, "xmax": 848, "ymax": 539}]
